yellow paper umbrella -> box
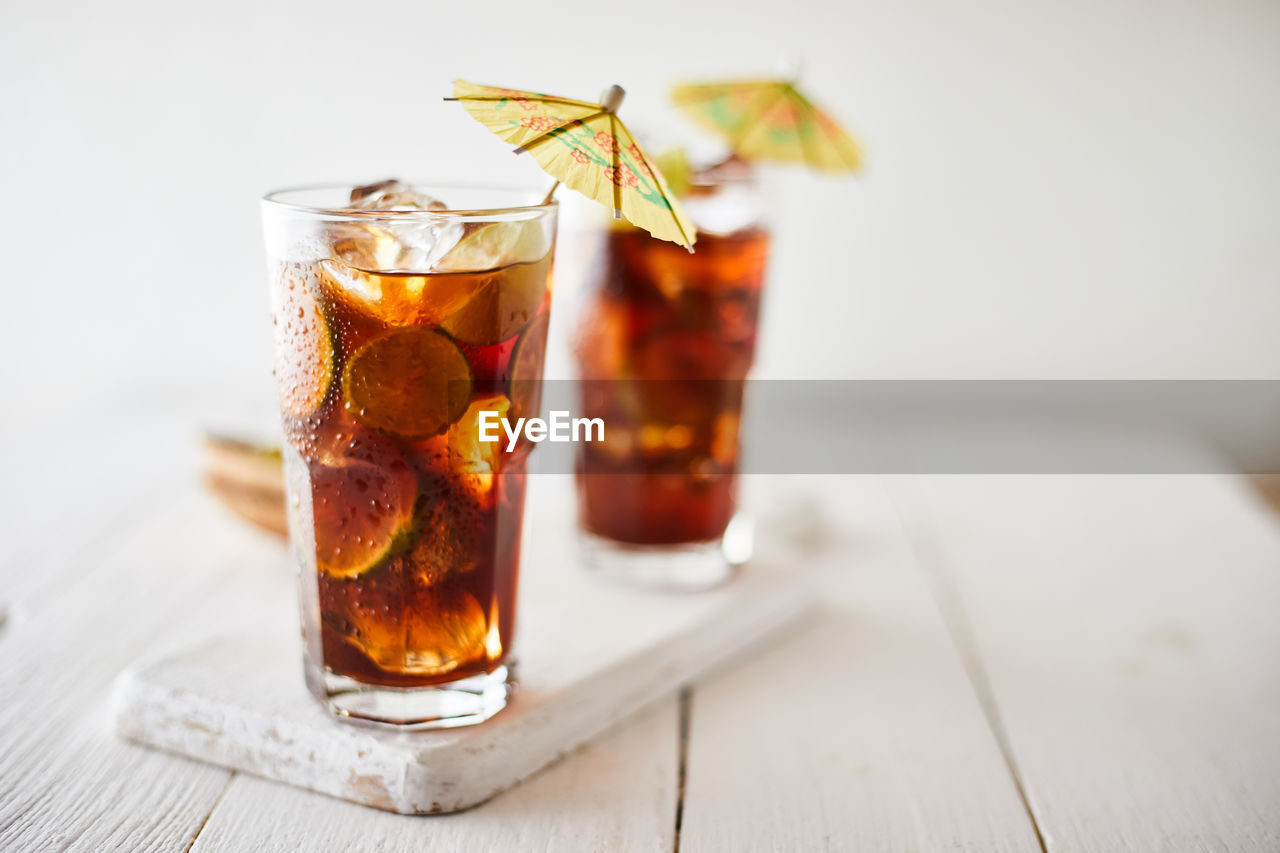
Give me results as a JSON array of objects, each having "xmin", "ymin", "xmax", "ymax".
[
  {"xmin": 671, "ymin": 79, "xmax": 862, "ymax": 173},
  {"xmin": 449, "ymin": 80, "xmax": 696, "ymax": 249}
]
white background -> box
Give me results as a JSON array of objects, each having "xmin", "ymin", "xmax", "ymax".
[{"xmin": 3, "ymin": 0, "xmax": 1278, "ymax": 427}]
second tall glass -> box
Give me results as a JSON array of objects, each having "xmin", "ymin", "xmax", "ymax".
[{"xmin": 573, "ymin": 166, "xmax": 767, "ymax": 590}]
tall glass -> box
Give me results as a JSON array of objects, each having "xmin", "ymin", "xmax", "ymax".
[
  {"xmin": 573, "ymin": 168, "xmax": 767, "ymax": 590},
  {"xmin": 262, "ymin": 184, "xmax": 556, "ymax": 728}
]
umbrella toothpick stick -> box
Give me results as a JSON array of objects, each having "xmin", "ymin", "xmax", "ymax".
[
  {"xmin": 540, "ymin": 180, "xmax": 559, "ymax": 206},
  {"xmin": 601, "ymin": 86, "xmax": 625, "ymax": 219}
]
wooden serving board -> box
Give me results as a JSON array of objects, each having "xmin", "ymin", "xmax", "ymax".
[{"xmin": 111, "ymin": 486, "xmax": 816, "ymax": 815}]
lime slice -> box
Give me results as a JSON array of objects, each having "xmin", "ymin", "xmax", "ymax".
[
  {"xmin": 438, "ymin": 255, "xmax": 550, "ymax": 346},
  {"xmin": 435, "ymin": 219, "xmax": 552, "ymax": 273},
  {"xmin": 274, "ymin": 264, "xmax": 335, "ymax": 417},
  {"xmin": 508, "ymin": 312, "xmax": 549, "ymax": 422},
  {"xmin": 310, "ymin": 454, "xmax": 416, "ymax": 579},
  {"xmin": 342, "ymin": 328, "xmax": 473, "ymax": 439}
]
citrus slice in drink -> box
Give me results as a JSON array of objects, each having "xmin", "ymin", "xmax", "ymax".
[
  {"xmin": 342, "ymin": 328, "xmax": 473, "ymax": 439},
  {"xmin": 437, "ymin": 255, "xmax": 551, "ymax": 346},
  {"xmin": 274, "ymin": 264, "xmax": 335, "ymax": 417},
  {"xmin": 507, "ymin": 312, "xmax": 549, "ymax": 422},
  {"xmin": 435, "ymin": 219, "xmax": 551, "ymax": 273},
  {"xmin": 310, "ymin": 453, "xmax": 417, "ymax": 579}
]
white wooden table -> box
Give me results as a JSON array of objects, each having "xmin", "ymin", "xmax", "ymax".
[{"xmin": 2, "ymin": 404, "xmax": 1279, "ymax": 851}]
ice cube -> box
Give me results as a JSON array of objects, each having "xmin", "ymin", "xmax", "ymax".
[
  {"xmin": 328, "ymin": 222, "xmax": 403, "ymax": 270},
  {"xmin": 682, "ymin": 180, "xmax": 762, "ymax": 235},
  {"xmin": 328, "ymin": 180, "xmax": 463, "ymax": 271},
  {"xmin": 393, "ymin": 217, "xmax": 464, "ymax": 271},
  {"xmin": 678, "ymin": 157, "xmax": 762, "ymax": 235},
  {"xmin": 404, "ymin": 587, "xmax": 487, "ymax": 672},
  {"xmin": 348, "ymin": 179, "xmax": 447, "ymax": 212}
]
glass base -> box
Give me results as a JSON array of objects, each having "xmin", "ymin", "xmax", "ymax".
[
  {"xmin": 579, "ymin": 513, "xmax": 754, "ymax": 593},
  {"xmin": 305, "ymin": 662, "xmax": 514, "ymax": 730}
]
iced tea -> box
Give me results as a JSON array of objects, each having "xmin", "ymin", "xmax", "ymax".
[
  {"xmin": 574, "ymin": 171, "xmax": 767, "ymax": 585},
  {"xmin": 264, "ymin": 183, "xmax": 555, "ymax": 726}
]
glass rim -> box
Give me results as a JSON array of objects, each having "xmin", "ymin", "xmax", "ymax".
[{"xmin": 261, "ymin": 181, "xmax": 558, "ymax": 220}]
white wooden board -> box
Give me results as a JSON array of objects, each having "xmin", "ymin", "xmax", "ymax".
[
  {"xmin": 13, "ymin": 398, "xmax": 1276, "ymax": 851},
  {"xmin": 891, "ymin": 475, "xmax": 1280, "ymax": 852},
  {"xmin": 112, "ymin": 477, "xmax": 817, "ymax": 815},
  {"xmin": 0, "ymin": 487, "xmax": 295, "ymax": 853},
  {"xmin": 681, "ymin": 476, "xmax": 1043, "ymax": 852}
]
